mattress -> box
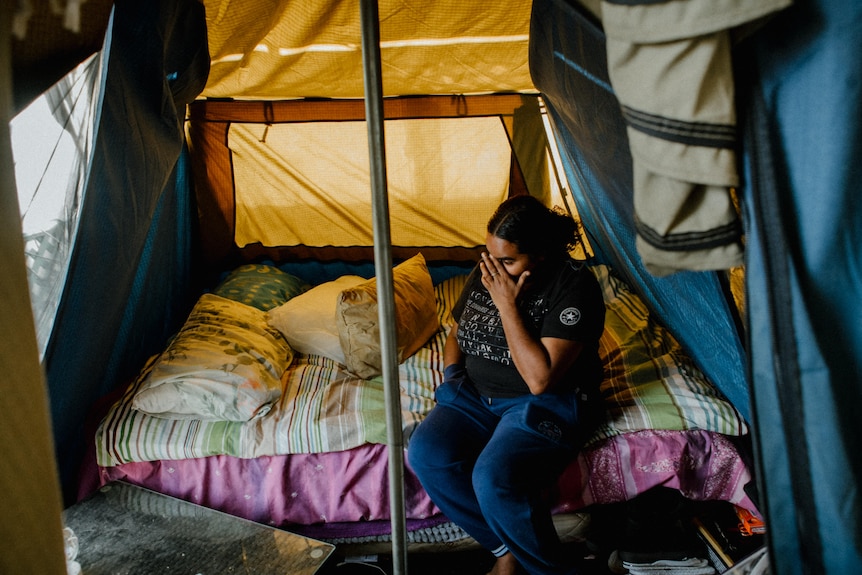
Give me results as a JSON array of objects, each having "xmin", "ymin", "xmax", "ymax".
[{"xmin": 93, "ymin": 261, "xmax": 754, "ymax": 544}]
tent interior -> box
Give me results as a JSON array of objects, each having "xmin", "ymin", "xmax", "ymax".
[{"xmin": 3, "ymin": 0, "xmax": 861, "ymax": 574}]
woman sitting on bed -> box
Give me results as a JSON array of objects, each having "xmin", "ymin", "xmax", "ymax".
[{"xmin": 409, "ymin": 195, "xmax": 606, "ymax": 575}]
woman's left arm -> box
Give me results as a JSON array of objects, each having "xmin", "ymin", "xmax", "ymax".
[{"xmin": 499, "ymin": 303, "xmax": 583, "ymax": 395}]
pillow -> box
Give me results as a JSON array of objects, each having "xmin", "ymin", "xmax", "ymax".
[
  {"xmin": 211, "ymin": 264, "xmax": 310, "ymax": 311},
  {"xmin": 266, "ymin": 275, "xmax": 366, "ymax": 365},
  {"xmin": 336, "ymin": 253, "xmax": 439, "ymax": 379},
  {"xmin": 131, "ymin": 293, "xmax": 293, "ymax": 421}
]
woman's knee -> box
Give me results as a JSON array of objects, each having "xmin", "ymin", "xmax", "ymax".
[
  {"xmin": 407, "ymin": 423, "xmax": 438, "ymax": 476},
  {"xmin": 472, "ymin": 450, "xmax": 520, "ymax": 505},
  {"xmin": 408, "ymin": 418, "xmax": 465, "ymax": 474}
]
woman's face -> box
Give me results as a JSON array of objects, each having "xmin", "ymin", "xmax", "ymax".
[{"xmin": 485, "ymin": 233, "xmax": 541, "ymax": 278}]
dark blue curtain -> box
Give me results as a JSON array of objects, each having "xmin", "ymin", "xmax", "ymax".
[
  {"xmin": 738, "ymin": 0, "xmax": 862, "ymax": 572},
  {"xmin": 44, "ymin": 0, "xmax": 208, "ymax": 503}
]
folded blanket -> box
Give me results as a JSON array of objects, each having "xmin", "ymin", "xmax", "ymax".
[{"xmin": 623, "ymin": 557, "xmax": 715, "ymax": 575}]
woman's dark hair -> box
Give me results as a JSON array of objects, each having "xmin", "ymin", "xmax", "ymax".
[{"xmin": 487, "ymin": 195, "xmax": 581, "ymax": 261}]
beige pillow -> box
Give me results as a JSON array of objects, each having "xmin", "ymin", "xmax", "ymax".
[
  {"xmin": 266, "ymin": 275, "xmax": 365, "ymax": 365},
  {"xmin": 336, "ymin": 253, "xmax": 439, "ymax": 378}
]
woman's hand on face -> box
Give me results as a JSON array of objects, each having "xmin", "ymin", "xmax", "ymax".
[{"xmin": 480, "ymin": 252, "xmax": 528, "ymax": 305}]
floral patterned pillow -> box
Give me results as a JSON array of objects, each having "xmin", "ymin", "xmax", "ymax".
[{"xmin": 131, "ymin": 294, "xmax": 293, "ymax": 421}]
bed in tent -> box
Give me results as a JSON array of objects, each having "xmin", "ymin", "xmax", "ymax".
[
  {"xmin": 90, "ymin": 256, "xmax": 754, "ymax": 548},
  {"xmin": 7, "ymin": 0, "xmax": 862, "ymax": 573}
]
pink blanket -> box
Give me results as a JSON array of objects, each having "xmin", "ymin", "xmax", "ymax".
[{"xmin": 98, "ymin": 428, "xmax": 755, "ymax": 539}]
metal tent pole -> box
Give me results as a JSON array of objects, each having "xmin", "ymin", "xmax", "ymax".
[{"xmin": 359, "ymin": 2, "xmax": 409, "ymax": 574}]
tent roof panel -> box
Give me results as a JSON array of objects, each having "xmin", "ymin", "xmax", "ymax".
[{"xmin": 200, "ymin": 0, "xmax": 536, "ymax": 99}]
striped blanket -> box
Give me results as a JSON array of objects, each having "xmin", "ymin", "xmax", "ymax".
[{"xmin": 96, "ymin": 265, "xmax": 746, "ymax": 468}]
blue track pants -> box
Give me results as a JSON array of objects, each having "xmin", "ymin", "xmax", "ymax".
[{"xmin": 408, "ymin": 379, "xmax": 589, "ymax": 575}]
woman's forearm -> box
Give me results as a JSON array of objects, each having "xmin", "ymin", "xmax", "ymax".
[
  {"xmin": 497, "ymin": 300, "xmax": 583, "ymax": 395},
  {"xmin": 443, "ymin": 322, "xmax": 464, "ymax": 368}
]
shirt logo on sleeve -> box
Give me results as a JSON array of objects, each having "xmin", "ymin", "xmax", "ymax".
[{"xmin": 559, "ymin": 307, "xmax": 581, "ymax": 326}]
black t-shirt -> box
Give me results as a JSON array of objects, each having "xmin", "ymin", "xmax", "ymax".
[{"xmin": 453, "ymin": 259, "xmax": 606, "ymax": 398}]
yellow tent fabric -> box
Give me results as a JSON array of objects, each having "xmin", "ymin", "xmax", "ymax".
[
  {"xmin": 186, "ymin": 94, "xmax": 558, "ymax": 264},
  {"xmin": 201, "ymin": 0, "xmax": 536, "ymax": 99},
  {"xmin": 231, "ymin": 116, "xmax": 511, "ymax": 248}
]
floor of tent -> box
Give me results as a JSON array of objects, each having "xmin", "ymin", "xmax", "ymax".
[
  {"xmin": 312, "ymin": 495, "xmax": 766, "ymax": 574},
  {"xmin": 317, "ymin": 540, "xmax": 614, "ymax": 574}
]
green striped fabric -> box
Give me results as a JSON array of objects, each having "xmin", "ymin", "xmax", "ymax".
[
  {"xmin": 590, "ymin": 265, "xmax": 747, "ymax": 440},
  {"xmin": 95, "ymin": 277, "xmax": 466, "ymax": 467}
]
